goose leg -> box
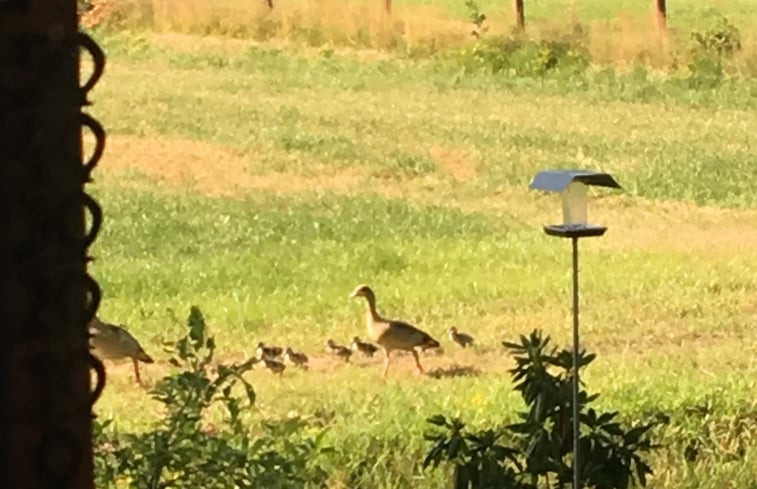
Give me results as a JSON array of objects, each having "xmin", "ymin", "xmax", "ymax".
[
  {"xmin": 411, "ymin": 349, "xmax": 424, "ymax": 375},
  {"xmin": 132, "ymin": 358, "xmax": 142, "ymax": 385},
  {"xmin": 382, "ymin": 349, "xmax": 391, "ymax": 378}
]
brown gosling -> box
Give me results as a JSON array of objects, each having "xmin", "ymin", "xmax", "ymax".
[
  {"xmin": 284, "ymin": 347, "xmax": 309, "ymax": 369},
  {"xmin": 349, "ymin": 284, "xmax": 440, "ymax": 378},
  {"xmin": 325, "ymin": 339, "xmax": 352, "ymax": 362},
  {"xmin": 89, "ymin": 316, "xmax": 154, "ymax": 385},
  {"xmin": 448, "ymin": 326, "xmax": 474, "ymax": 348},
  {"xmin": 262, "ymin": 357, "xmax": 286, "ymax": 375},
  {"xmin": 256, "ymin": 342, "xmax": 283, "ymax": 361},
  {"xmin": 351, "ymin": 336, "xmax": 379, "ymax": 358}
]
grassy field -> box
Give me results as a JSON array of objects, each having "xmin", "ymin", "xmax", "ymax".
[{"xmin": 86, "ymin": 2, "xmax": 756, "ymax": 486}]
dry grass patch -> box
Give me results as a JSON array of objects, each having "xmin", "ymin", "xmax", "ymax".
[
  {"xmin": 587, "ymin": 12, "xmax": 672, "ymax": 67},
  {"xmin": 594, "ymin": 196, "xmax": 757, "ymax": 255},
  {"xmin": 96, "ymin": 135, "xmax": 370, "ymax": 196},
  {"xmin": 95, "ymin": 135, "xmax": 478, "ymax": 201},
  {"xmin": 96, "ymin": 134, "xmax": 255, "ymax": 197},
  {"xmin": 429, "ymin": 145, "xmax": 476, "ymax": 182},
  {"xmin": 457, "ymin": 186, "xmax": 757, "ymax": 256}
]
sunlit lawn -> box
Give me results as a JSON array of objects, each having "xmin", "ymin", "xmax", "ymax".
[{"xmin": 87, "ymin": 24, "xmax": 757, "ymax": 488}]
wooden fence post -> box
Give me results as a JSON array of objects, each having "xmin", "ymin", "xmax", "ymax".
[
  {"xmin": 654, "ymin": 0, "xmax": 667, "ymax": 31},
  {"xmin": 513, "ymin": 0, "xmax": 525, "ymax": 30}
]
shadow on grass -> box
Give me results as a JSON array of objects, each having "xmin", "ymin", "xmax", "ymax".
[{"xmin": 427, "ymin": 364, "xmax": 481, "ymax": 379}]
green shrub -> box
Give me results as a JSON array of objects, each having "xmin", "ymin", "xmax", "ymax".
[
  {"xmin": 454, "ymin": 35, "xmax": 590, "ymax": 79},
  {"xmin": 687, "ymin": 15, "xmax": 742, "ymax": 89},
  {"xmin": 691, "ymin": 15, "xmax": 741, "ymax": 58},
  {"xmin": 423, "ymin": 330, "xmax": 661, "ymax": 489},
  {"xmin": 93, "ymin": 306, "xmax": 329, "ymax": 488}
]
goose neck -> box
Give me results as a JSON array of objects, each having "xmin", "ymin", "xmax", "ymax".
[{"xmin": 364, "ymin": 295, "xmax": 380, "ymax": 321}]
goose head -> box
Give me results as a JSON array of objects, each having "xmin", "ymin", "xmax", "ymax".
[{"xmin": 349, "ymin": 284, "xmax": 375, "ymax": 301}]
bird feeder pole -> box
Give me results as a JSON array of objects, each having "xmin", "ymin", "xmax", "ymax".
[
  {"xmin": 529, "ymin": 170, "xmax": 621, "ymax": 489},
  {"xmin": 570, "ymin": 234, "xmax": 580, "ymax": 488}
]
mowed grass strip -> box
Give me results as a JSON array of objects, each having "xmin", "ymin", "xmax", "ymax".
[{"xmin": 93, "ymin": 35, "xmax": 757, "ymax": 207}]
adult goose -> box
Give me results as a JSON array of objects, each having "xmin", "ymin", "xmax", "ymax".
[
  {"xmin": 349, "ymin": 284, "xmax": 439, "ymax": 378},
  {"xmin": 89, "ymin": 316, "xmax": 154, "ymax": 385},
  {"xmin": 261, "ymin": 357, "xmax": 286, "ymax": 375}
]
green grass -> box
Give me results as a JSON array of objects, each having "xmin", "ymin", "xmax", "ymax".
[
  {"xmin": 88, "ymin": 26, "xmax": 757, "ymax": 489},
  {"xmin": 398, "ymin": 0, "xmax": 757, "ymax": 25}
]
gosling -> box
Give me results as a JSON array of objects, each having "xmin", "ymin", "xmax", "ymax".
[
  {"xmin": 325, "ymin": 339, "xmax": 352, "ymax": 362},
  {"xmin": 448, "ymin": 326, "xmax": 474, "ymax": 348}
]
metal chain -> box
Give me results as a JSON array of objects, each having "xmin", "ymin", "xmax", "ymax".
[
  {"xmin": 29, "ymin": 30, "xmax": 108, "ymax": 488},
  {"xmin": 78, "ymin": 31, "xmax": 107, "ymax": 413}
]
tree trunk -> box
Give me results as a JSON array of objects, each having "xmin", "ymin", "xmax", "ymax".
[
  {"xmin": 385, "ymin": 0, "xmax": 392, "ymax": 15},
  {"xmin": 0, "ymin": 1, "xmax": 104, "ymax": 487}
]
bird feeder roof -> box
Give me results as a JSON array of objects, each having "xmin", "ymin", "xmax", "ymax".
[{"xmin": 529, "ymin": 170, "xmax": 621, "ymax": 192}]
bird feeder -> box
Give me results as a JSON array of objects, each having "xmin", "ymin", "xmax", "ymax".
[
  {"xmin": 529, "ymin": 169, "xmax": 621, "ymax": 489},
  {"xmin": 529, "ymin": 169, "xmax": 620, "ymax": 238}
]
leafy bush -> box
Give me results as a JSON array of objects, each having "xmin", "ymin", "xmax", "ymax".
[
  {"xmin": 452, "ymin": 1, "xmax": 589, "ymax": 79},
  {"xmin": 453, "ymin": 35, "xmax": 590, "ymax": 79},
  {"xmin": 458, "ymin": 38, "xmax": 590, "ymax": 77},
  {"xmin": 687, "ymin": 15, "xmax": 742, "ymax": 88},
  {"xmin": 691, "ymin": 15, "xmax": 742, "ymax": 58},
  {"xmin": 93, "ymin": 306, "xmax": 329, "ymax": 488},
  {"xmin": 424, "ymin": 330, "xmax": 661, "ymax": 489}
]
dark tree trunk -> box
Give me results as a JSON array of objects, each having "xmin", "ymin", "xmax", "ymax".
[{"xmin": 0, "ymin": 1, "xmax": 104, "ymax": 488}]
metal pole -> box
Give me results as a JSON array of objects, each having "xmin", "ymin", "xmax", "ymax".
[{"xmin": 571, "ymin": 236, "xmax": 580, "ymax": 489}]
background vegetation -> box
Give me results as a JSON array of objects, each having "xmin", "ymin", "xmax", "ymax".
[{"xmin": 83, "ymin": 0, "xmax": 756, "ymax": 487}]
